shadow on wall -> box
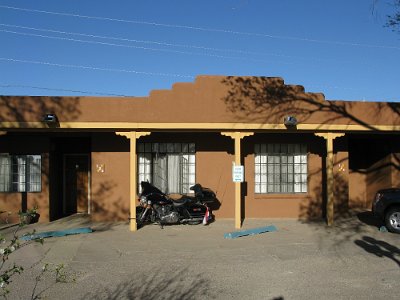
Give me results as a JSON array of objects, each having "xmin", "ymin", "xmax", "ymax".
[
  {"xmin": 221, "ymin": 76, "xmax": 400, "ymax": 128},
  {"xmin": 90, "ymin": 180, "xmax": 129, "ymax": 222},
  {"xmin": 0, "ymin": 96, "xmax": 81, "ymax": 122},
  {"xmin": 350, "ymin": 138, "xmax": 400, "ymax": 208},
  {"xmin": 299, "ymin": 172, "xmax": 351, "ymax": 221},
  {"xmin": 81, "ymin": 267, "xmax": 214, "ymax": 300},
  {"xmin": 299, "ymin": 160, "xmax": 400, "ymax": 222},
  {"xmin": 299, "ymin": 157, "xmax": 367, "ymax": 222},
  {"xmin": 220, "ymin": 78, "xmax": 400, "ymax": 221},
  {"xmin": 0, "ymin": 97, "xmax": 82, "ymax": 221}
]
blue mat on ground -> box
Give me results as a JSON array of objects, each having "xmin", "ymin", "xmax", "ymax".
[
  {"xmin": 20, "ymin": 227, "xmax": 93, "ymax": 241},
  {"xmin": 224, "ymin": 225, "xmax": 277, "ymax": 239}
]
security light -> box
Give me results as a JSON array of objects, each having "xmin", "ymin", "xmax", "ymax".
[
  {"xmin": 283, "ymin": 116, "xmax": 298, "ymax": 127},
  {"xmin": 42, "ymin": 114, "xmax": 58, "ymax": 123}
]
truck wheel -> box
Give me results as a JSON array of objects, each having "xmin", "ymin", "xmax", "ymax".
[{"xmin": 385, "ymin": 207, "xmax": 400, "ymax": 233}]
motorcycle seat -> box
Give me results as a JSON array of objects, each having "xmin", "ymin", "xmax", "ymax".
[{"xmin": 171, "ymin": 196, "xmax": 196, "ymax": 207}]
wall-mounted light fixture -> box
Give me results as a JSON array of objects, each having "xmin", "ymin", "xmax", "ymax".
[
  {"xmin": 43, "ymin": 113, "xmax": 58, "ymax": 123},
  {"xmin": 283, "ymin": 116, "xmax": 298, "ymax": 127},
  {"xmin": 42, "ymin": 114, "xmax": 59, "ymax": 127}
]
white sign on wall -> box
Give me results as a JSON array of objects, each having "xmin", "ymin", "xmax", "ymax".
[{"xmin": 232, "ymin": 165, "xmax": 244, "ymax": 182}]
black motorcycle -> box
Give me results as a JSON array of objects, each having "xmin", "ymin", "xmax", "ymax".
[{"xmin": 136, "ymin": 181, "xmax": 216, "ymax": 228}]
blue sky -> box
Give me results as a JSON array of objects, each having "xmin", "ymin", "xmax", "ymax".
[{"xmin": 0, "ymin": 0, "xmax": 399, "ymax": 101}]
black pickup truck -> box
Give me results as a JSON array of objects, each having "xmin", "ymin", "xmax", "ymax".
[{"xmin": 372, "ymin": 188, "xmax": 400, "ymax": 233}]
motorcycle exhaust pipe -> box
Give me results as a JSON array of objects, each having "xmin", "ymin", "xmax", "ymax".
[{"xmin": 180, "ymin": 218, "xmax": 203, "ymax": 223}]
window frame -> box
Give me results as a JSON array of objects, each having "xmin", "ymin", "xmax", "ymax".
[
  {"xmin": 0, "ymin": 154, "xmax": 42, "ymax": 193},
  {"xmin": 137, "ymin": 143, "xmax": 196, "ymax": 194},
  {"xmin": 254, "ymin": 143, "xmax": 308, "ymax": 194}
]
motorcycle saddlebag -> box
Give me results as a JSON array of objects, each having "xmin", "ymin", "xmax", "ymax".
[{"xmin": 186, "ymin": 203, "xmax": 207, "ymax": 218}]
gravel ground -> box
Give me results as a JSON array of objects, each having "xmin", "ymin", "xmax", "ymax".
[{"xmin": 2, "ymin": 212, "xmax": 400, "ymax": 300}]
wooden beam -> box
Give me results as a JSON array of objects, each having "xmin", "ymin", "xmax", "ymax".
[
  {"xmin": 116, "ymin": 131, "xmax": 151, "ymax": 231},
  {"xmin": 221, "ymin": 132, "xmax": 254, "ymax": 229},
  {"xmin": 315, "ymin": 133, "xmax": 345, "ymax": 226}
]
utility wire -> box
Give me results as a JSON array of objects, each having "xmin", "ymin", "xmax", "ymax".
[
  {"xmin": 0, "ymin": 84, "xmax": 130, "ymax": 96},
  {"xmin": 0, "ymin": 23, "xmax": 306, "ymax": 58},
  {"xmin": 0, "ymin": 57, "xmax": 195, "ymax": 78},
  {"xmin": 0, "ymin": 23, "xmax": 333, "ymax": 62},
  {"xmin": 0, "ymin": 29, "xmax": 296, "ymax": 65},
  {"xmin": 0, "ymin": 5, "xmax": 399, "ymax": 50}
]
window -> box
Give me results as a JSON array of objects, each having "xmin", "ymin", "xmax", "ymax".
[
  {"xmin": 138, "ymin": 143, "xmax": 195, "ymax": 194},
  {"xmin": 255, "ymin": 144, "xmax": 307, "ymax": 194},
  {"xmin": 0, "ymin": 154, "xmax": 42, "ymax": 192}
]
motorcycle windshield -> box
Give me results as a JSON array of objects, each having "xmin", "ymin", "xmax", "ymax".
[{"xmin": 140, "ymin": 181, "xmax": 165, "ymax": 196}]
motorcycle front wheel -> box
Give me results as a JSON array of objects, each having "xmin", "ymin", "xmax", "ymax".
[{"xmin": 136, "ymin": 206, "xmax": 146, "ymax": 228}]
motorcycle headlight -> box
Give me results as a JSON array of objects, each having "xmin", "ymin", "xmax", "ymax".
[{"xmin": 139, "ymin": 196, "xmax": 147, "ymax": 206}]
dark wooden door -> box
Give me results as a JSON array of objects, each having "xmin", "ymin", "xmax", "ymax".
[{"xmin": 64, "ymin": 155, "xmax": 89, "ymax": 215}]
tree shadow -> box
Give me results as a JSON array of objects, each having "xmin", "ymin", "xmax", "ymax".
[
  {"xmin": 221, "ymin": 75, "xmax": 400, "ymax": 237},
  {"xmin": 221, "ymin": 76, "xmax": 400, "ymax": 128},
  {"xmin": 355, "ymin": 236, "xmax": 400, "ymax": 268},
  {"xmin": 299, "ymin": 161, "xmax": 351, "ymax": 222},
  {"xmin": 0, "ymin": 96, "xmax": 82, "ymax": 223},
  {"xmin": 81, "ymin": 267, "xmax": 215, "ymax": 300},
  {"xmin": 90, "ymin": 180, "xmax": 130, "ymax": 223},
  {"xmin": 0, "ymin": 96, "xmax": 81, "ymax": 122}
]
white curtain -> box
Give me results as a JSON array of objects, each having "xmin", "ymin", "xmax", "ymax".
[
  {"xmin": 28, "ymin": 155, "xmax": 41, "ymax": 192},
  {"xmin": 17, "ymin": 156, "xmax": 26, "ymax": 192},
  {"xmin": 167, "ymin": 154, "xmax": 180, "ymax": 193},
  {"xmin": 0, "ymin": 155, "xmax": 11, "ymax": 192},
  {"xmin": 138, "ymin": 153, "xmax": 152, "ymax": 193},
  {"xmin": 153, "ymin": 153, "xmax": 167, "ymax": 193}
]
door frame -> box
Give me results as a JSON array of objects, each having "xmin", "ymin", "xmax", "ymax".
[{"xmin": 62, "ymin": 154, "xmax": 91, "ymax": 215}]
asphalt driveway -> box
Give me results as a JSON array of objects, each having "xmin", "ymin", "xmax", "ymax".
[{"xmin": 2, "ymin": 212, "xmax": 400, "ymax": 299}]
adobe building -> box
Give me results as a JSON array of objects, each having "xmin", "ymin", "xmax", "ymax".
[{"xmin": 1, "ymin": 75, "xmax": 400, "ymax": 231}]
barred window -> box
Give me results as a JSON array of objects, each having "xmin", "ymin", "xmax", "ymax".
[
  {"xmin": 0, "ymin": 154, "xmax": 42, "ymax": 192},
  {"xmin": 138, "ymin": 143, "xmax": 195, "ymax": 194},
  {"xmin": 255, "ymin": 144, "xmax": 307, "ymax": 194}
]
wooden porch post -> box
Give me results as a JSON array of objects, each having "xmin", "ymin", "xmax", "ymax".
[
  {"xmin": 116, "ymin": 131, "xmax": 151, "ymax": 231},
  {"xmin": 315, "ymin": 132, "xmax": 345, "ymax": 226},
  {"xmin": 221, "ymin": 131, "xmax": 254, "ymax": 229}
]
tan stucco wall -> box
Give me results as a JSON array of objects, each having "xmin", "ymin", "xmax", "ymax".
[
  {"xmin": 348, "ymin": 140, "xmax": 400, "ymax": 209},
  {"xmin": 90, "ymin": 151, "xmax": 130, "ymax": 221},
  {"xmin": 196, "ymin": 148, "xmax": 234, "ymax": 219},
  {"xmin": 2, "ymin": 76, "xmax": 400, "ymax": 127}
]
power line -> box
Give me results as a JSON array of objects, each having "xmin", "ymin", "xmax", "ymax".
[
  {"xmin": 0, "ymin": 29, "xmax": 296, "ymax": 65},
  {"xmin": 0, "ymin": 84, "xmax": 130, "ymax": 96},
  {"xmin": 0, "ymin": 57, "xmax": 195, "ymax": 78},
  {"xmin": 0, "ymin": 23, "xmax": 318, "ymax": 61},
  {"xmin": 1, "ymin": 4, "xmax": 399, "ymax": 50}
]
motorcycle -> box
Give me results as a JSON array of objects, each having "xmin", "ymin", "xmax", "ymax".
[{"xmin": 135, "ymin": 181, "xmax": 216, "ymax": 228}]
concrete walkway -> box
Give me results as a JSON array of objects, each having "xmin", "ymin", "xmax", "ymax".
[{"xmin": 2, "ymin": 212, "xmax": 400, "ymax": 299}]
